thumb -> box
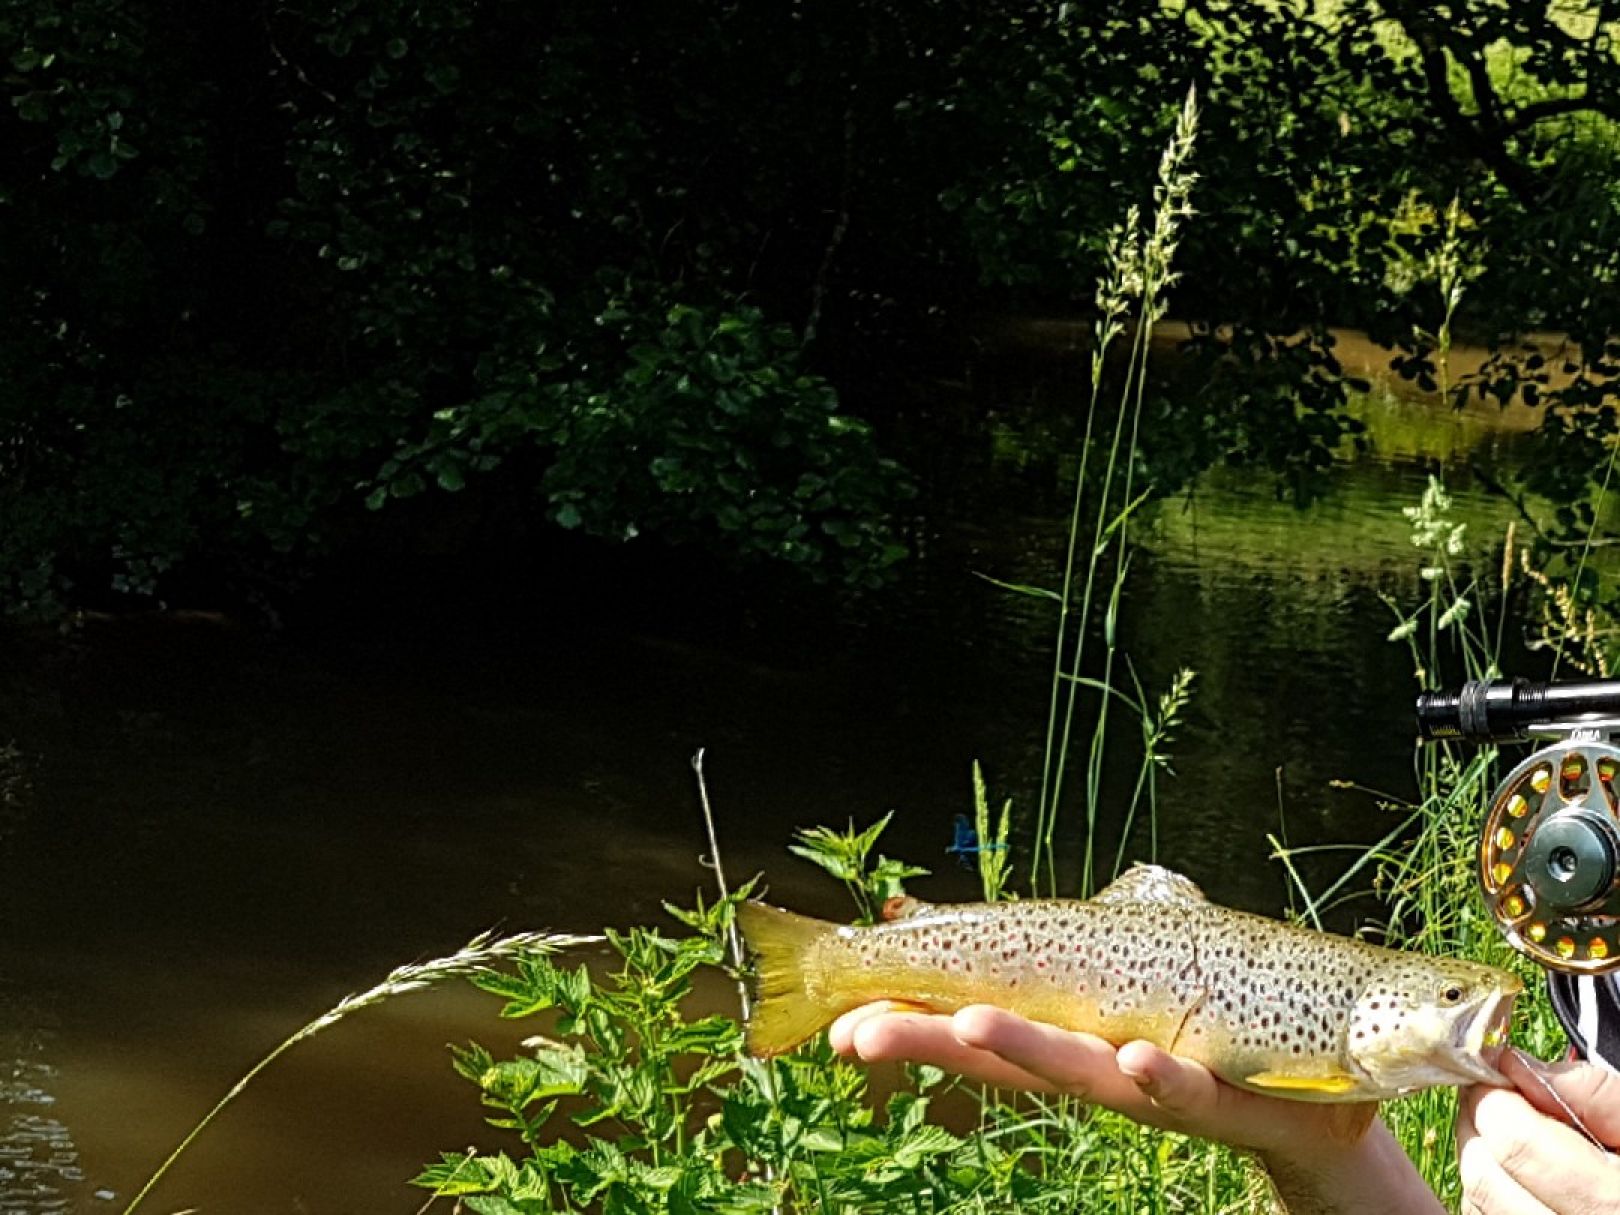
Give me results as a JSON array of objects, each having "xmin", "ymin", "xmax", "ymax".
[{"xmin": 1503, "ymin": 1049, "xmax": 1620, "ymax": 1147}]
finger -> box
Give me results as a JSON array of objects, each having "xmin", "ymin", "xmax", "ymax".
[
  {"xmin": 1115, "ymin": 1040, "xmax": 1376, "ymax": 1150},
  {"xmin": 828, "ymin": 1002, "xmax": 907, "ymax": 1055},
  {"xmin": 845, "ymin": 1009, "xmax": 1059, "ymax": 1092},
  {"xmin": 1458, "ymin": 1127, "xmax": 1557, "ymax": 1215},
  {"xmin": 1503, "ymin": 1048, "xmax": 1620, "ymax": 1147},
  {"xmin": 1470, "ymin": 1084, "xmax": 1620, "ymax": 1213},
  {"xmin": 1115, "ymin": 1039, "xmax": 1260, "ymax": 1139},
  {"xmin": 1459, "ymin": 1081, "xmax": 1481, "ymax": 1145},
  {"xmin": 949, "ymin": 1010, "xmax": 1286, "ymax": 1143},
  {"xmin": 1115, "ymin": 1039, "xmax": 1226, "ymax": 1116},
  {"xmin": 950, "ymin": 1006, "xmax": 1149, "ymax": 1107}
]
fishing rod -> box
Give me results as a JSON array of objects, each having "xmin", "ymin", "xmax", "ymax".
[{"xmin": 1417, "ymin": 677, "xmax": 1620, "ymax": 978}]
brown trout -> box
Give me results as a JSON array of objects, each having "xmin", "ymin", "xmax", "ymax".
[{"xmin": 738, "ymin": 864, "xmax": 1521, "ymax": 1102}]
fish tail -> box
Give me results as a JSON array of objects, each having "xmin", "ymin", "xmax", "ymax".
[{"xmin": 736, "ymin": 902, "xmax": 844, "ymax": 1057}]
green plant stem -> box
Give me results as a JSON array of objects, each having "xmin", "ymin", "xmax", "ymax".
[
  {"xmin": 124, "ymin": 929, "xmax": 595, "ymax": 1214},
  {"xmin": 1053, "ymin": 314, "xmax": 1149, "ymax": 895},
  {"xmin": 1032, "ymin": 362, "xmax": 1109, "ymax": 895},
  {"xmin": 122, "ymin": 1036, "xmax": 304, "ymax": 1214}
]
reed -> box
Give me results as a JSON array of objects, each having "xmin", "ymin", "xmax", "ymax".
[{"xmin": 1032, "ymin": 85, "xmax": 1200, "ymax": 899}]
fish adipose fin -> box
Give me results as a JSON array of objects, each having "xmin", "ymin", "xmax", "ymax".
[
  {"xmin": 1244, "ymin": 1069, "xmax": 1361, "ymax": 1095},
  {"xmin": 737, "ymin": 902, "xmax": 846, "ymax": 1057},
  {"xmin": 1092, "ymin": 863, "xmax": 1206, "ymax": 906}
]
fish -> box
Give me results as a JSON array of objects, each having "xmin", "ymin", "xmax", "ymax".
[{"xmin": 736, "ymin": 863, "xmax": 1522, "ymax": 1102}]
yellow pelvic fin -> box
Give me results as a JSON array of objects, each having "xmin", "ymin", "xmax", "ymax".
[
  {"xmin": 1243, "ymin": 1069, "xmax": 1361, "ymax": 1095},
  {"xmin": 877, "ymin": 998, "xmax": 935, "ymax": 1015},
  {"xmin": 735, "ymin": 902, "xmax": 844, "ymax": 1057}
]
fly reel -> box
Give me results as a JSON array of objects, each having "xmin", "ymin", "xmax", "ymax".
[
  {"xmin": 1418, "ymin": 678, "xmax": 1620, "ymax": 976},
  {"xmin": 1477, "ymin": 738, "xmax": 1620, "ymax": 974}
]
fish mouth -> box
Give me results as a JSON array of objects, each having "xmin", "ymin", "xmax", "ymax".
[{"xmin": 1445, "ymin": 979, "xmax": 1521, "ymax": 1087}]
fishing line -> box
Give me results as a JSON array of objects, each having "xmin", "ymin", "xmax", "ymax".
[{"xmin": 1510, "ymin": 1049, "xmax": 1611, "ymax": 1154}]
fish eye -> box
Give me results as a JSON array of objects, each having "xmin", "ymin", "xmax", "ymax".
[{"xmin": 1439, "ymin": 984, "xmax": 1465, "ymax": 1005}]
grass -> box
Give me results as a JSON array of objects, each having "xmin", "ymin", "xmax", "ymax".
[
  {"xmin": 1033, "ymin": 86, "xmax": 1199, "ymax": 900},
  {"xmin": 119, "ymin": 930, "xmax": 601, "ymax": 1214}
]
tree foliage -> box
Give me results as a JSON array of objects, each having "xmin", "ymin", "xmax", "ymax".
[{"xmin": 2, "ymin": 1, "xmax": 1618, "ymax": 614}]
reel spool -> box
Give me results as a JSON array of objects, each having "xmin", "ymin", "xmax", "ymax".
[{"xmin": 1479, "ymin": 736, "xmax": 1620, "ymax": 975}]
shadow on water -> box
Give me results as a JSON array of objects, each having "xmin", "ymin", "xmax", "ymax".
[{"xmin": 0, "ymin": 368, "xmax": 1591, "ymax": 1211}]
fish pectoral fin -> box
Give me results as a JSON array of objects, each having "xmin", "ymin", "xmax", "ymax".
[{"xmin": 1243, "ymin": 1069, "xmax": 1362, "ymax": 1095}]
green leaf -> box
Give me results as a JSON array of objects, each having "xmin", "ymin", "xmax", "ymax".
[
  {"xmin": 603, "ymin": 1182, "xmax": 651, "ymax": 1215},
  {"xmin": 450, "ymin": 1041, "xmax": 496, "ymax": 1085},
  {"xmin": 892, "ymin": 1123, "xmax": 961, "ymax": 1168},
  {"xmin": 972, "ymin": 571, "xmax": 1061, "ymax": 602},
  {"xmin": 435, "ymin": 460, "xmax": 466, "ymax": 492},
  {"xmin": 390, "ymin": 470, "xmax": 426, "ymax": 498},
  {"xmin": 411, "ymin": 1152, "xmax": 494, "ymax": 1195},
  {"xmin": 480, "ymin": 1044, "xmax": 589, "ymax": 1104},
  {"xmin": 466, "ymin": 1198, "xmax": 543, "ymax": 1215}
]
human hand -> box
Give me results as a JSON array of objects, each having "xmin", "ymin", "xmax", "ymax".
[
  {"xmin": 828, "ymin": 1002, "xmax": 1377, "ymax": 1159},
  {"xmin": 1458, "ymin": 1048, "xmax": 1620, "ymax": 1214}
]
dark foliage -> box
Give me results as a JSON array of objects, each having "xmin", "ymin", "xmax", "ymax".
[{"xmin": 2, "ymin": 1, "xmax": 1617, "ymax": 614}]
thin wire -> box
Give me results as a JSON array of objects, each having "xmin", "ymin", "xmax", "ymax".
[
  {"xmin": 1510, "ymin": 1050, "xmax": 1610, "ymax": 1153},
  {"xmin": 1550, "ymin": 427, "xmax": 1619, "ymax": 680}
]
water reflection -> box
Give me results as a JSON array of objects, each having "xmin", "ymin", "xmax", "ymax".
[
  {"xmin": 0, "ymin": 980, "xmax": 82, "ymax": 1213},
  {"xmin": 0, "ymin": 752, "xmax": 82, "ymax": 1213}
]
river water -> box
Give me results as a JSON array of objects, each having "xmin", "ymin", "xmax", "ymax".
[{"xmin": 0, "ymin": 354, "xmax": 1582, "ymax": 1212}]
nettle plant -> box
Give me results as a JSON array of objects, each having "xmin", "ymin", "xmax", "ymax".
[
  {"xmin": 414, "ymin": 856, "xmax": 967, "ymax": 1215},
  {"xmin": 414, "ymin": 815, "xmax": 1268, "ymax": 1215}
]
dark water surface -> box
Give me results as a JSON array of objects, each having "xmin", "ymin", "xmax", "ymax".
[{"xmin": 0, "ymin": 380, "xmax": 1571, "ymax": 1212}]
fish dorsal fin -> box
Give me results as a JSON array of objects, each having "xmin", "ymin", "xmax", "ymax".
[{"xmin": 1091, "ymin": 864, "xmax": 1206, "ymax": 906}]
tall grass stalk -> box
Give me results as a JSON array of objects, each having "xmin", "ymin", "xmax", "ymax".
[
  {"xmin": 1032, "ymin": 85, "xmax": 1200, "ymax": 897},
  {"xmin": 122, "ymin": 929, "xmax": 599, "ymax": 1215},
  {"xmin": 1550, "ymin": 423, "xmax": 1620, "ymax": 679}
]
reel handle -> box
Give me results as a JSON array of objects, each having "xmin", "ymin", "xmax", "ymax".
[{"xmin": 1416, "ymin": 677, "xmax": 1620, "ymax": 742}]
